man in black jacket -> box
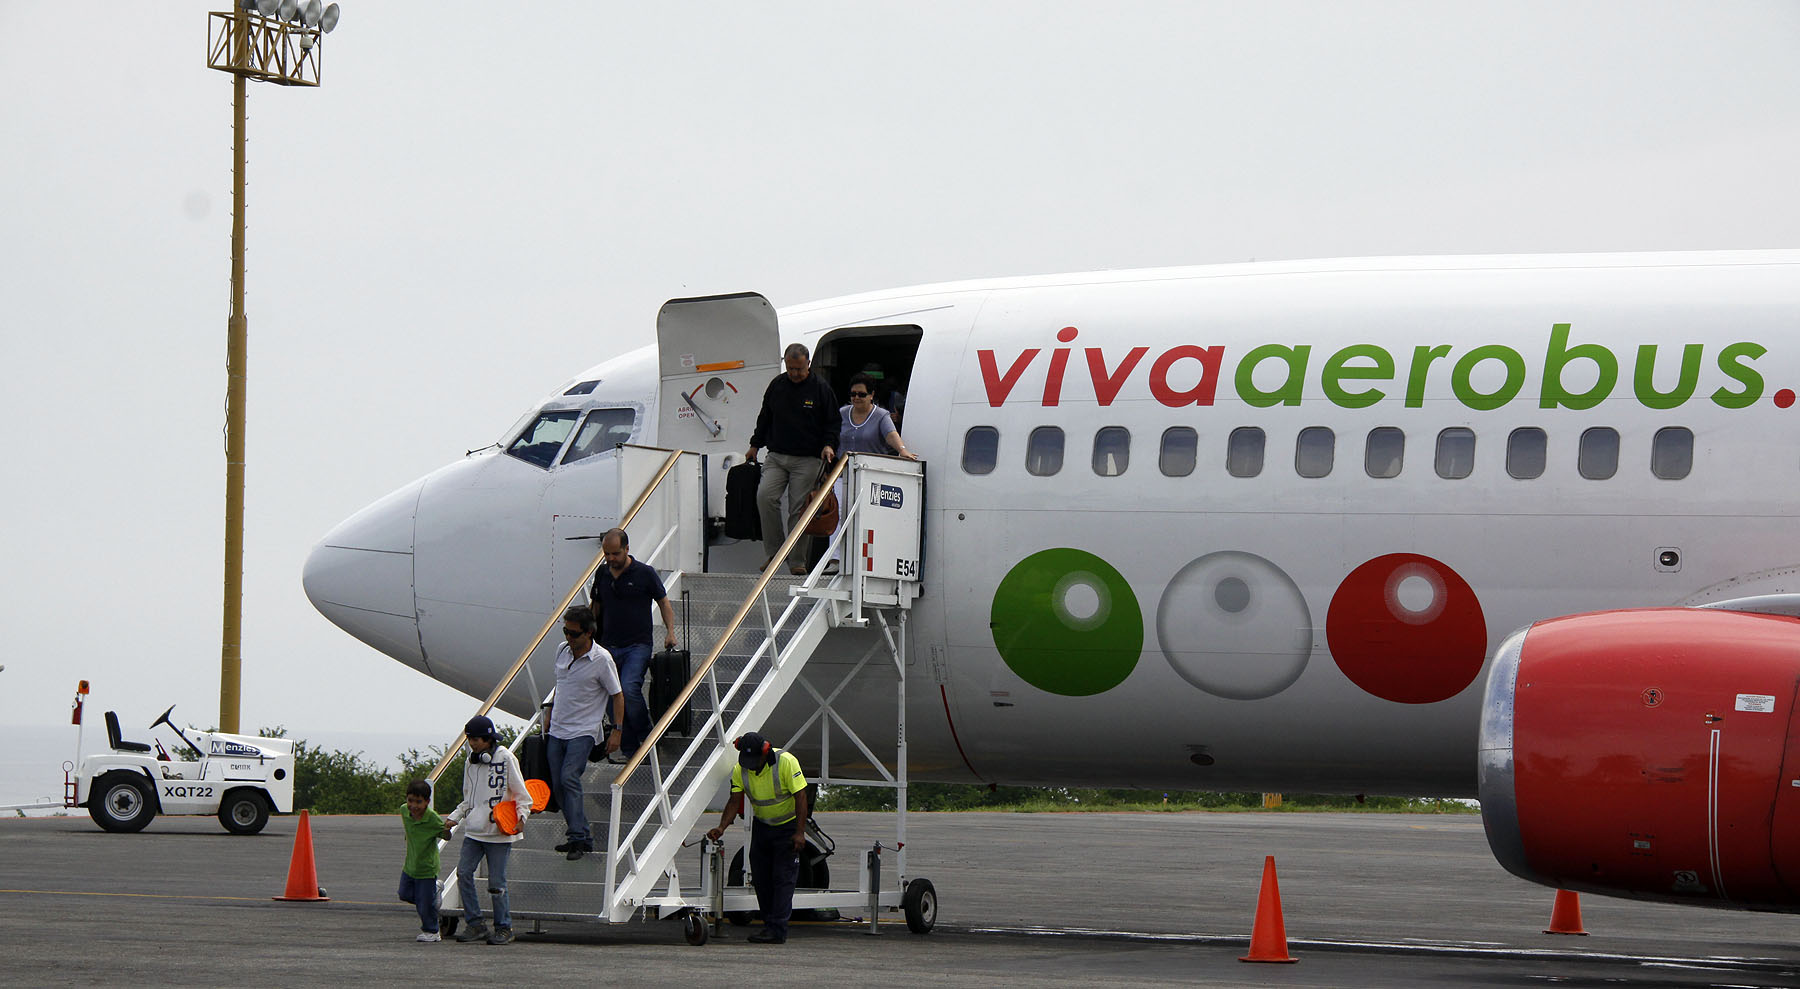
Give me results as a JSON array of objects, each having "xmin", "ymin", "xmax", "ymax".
[{"xmin": 745, "ymin": 343, "xmax": 840, "ymax": 574}]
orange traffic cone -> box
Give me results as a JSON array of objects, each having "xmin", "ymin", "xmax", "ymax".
[
  {"xmin": 272, "ymin": 809, "xmax": 331, "ymax": 902},
  {"xmin": 1544, "ymin": 889, "xmax": 1586, "ymax": 935},
  {"xmin": 1239, "ymin": 855, "xmax": 1298, "ymax": 963}
]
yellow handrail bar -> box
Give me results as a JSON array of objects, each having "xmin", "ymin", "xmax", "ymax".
[
  {"xmin": 612, "ymin": 453, "xmax": 850, "ymax": 784},
  {"xmin": 427, "ymin": 447, "xmax": 687, "ymax": 785}
]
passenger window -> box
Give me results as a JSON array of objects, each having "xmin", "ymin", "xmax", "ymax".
[
  {"xmin": 505, "ymin": 410, "xmax": 580, "ymax": 469},
  {"xmin": 1579, "ymin": 427, "xmax": 1619, "ymax": 480},
  {"xmin": 1507, "ymin": 427, "xmax": 1546, "ymax": 480},
  {"xmin": 562, "ymin": 408, "xmax": 638, "ymax": 464},
  {"xmin": 1092, "ymin": 427, "xmax": 1130, "ymax": 477},
  {"xmin": 1651, "ymin": 426, "xmax": 1692, "ymax": 480},
  {"xmin": 1296, "ymin": 426, "xmax": 1335, "ymax": 478},
  {"xmin": 1435, "ymin": 427, "xmax": 1475, "ymax": 479},
  {"xmin": 962, "ymin": 426, "xmax": 999, "ymax": 476},
  {"xmin": 1027, "ymin": 426, "xmax": 1065, "ymax": 476},
  {"xmin": 1227, "ymin": 427, "xmax": 1265, "ymax": 478},
  {"xmin": 1159, "ymin": 427, "xmax": 1198, "ymax": 477},
  {"xmin": 1365, "ymin": 427, "xmax": 1404, "ymax": 479}
]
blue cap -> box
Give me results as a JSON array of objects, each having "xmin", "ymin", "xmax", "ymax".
[{"xmin": 736, "ymin": 731, "xmax": 769, "ymax": 768}]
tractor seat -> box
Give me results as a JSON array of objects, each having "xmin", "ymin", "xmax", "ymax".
[{"xmin": 105, "ymin": 711, "xmax": 152, "ymax": 753}]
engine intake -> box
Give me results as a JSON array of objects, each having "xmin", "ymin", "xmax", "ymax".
[{"xmin": 1480, "ymin": 607, "xmax": 1800, "ymax": 911}]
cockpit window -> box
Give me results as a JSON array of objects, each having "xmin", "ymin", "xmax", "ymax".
[
  {"xmin": 563, "ymin": 379, "xmax": 601, "ymax": 396},
  {"xmin": 505, "ymin": 411, "xmax": 580, "ymax": 469},
  {"xmin": 563, "ymin": 409, "xmax": 637, "ymax": 464}
]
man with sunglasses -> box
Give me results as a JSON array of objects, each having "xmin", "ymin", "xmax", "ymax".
[{"xmin": 543, "ymin": 606, "xmax": 623, "ymax": 861}]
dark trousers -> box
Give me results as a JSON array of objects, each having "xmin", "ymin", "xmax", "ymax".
[
  {"xmin": 397, "ymin": 871, "xmax": 439, "ymax": 933},
  {"xmin": 749, "ymin": 818, "xmax": 799, "ymax": 937}
]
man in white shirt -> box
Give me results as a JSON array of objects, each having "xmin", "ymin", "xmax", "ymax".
[{"xmin": 545, "ymin": 606, "xmax": 623, "ymax": 861}]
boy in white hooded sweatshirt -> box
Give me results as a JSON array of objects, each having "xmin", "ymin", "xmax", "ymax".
[{"xmin": 444, "ymin": 715, "xmax": 531, "ymax": 945}]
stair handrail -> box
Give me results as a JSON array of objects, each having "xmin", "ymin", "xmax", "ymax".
[
  {"xmin": 426, "ymin": 446, "xmax": 688, "ymax": 786},
  {"xmin": 611, "ymin": 452, "xmax": 850, "ymax": 786}
]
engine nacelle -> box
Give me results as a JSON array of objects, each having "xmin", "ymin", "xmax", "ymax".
[{"xmin": 1479, "ymin": 607, "xmax": 1800, "ymax": 911}]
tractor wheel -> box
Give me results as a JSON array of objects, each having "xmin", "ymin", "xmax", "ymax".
[
  {"xmin": 89, "ymin": 771, "xmax": 155, "ymax": 833},
  {"xmin": 218, "ymin": 790, "xmax": 271, "ymax": 835}
]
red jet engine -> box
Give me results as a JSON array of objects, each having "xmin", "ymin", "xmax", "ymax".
[{"xmin": 1480, "ymin": 607, "xmax": 1800, "ymax": 911}]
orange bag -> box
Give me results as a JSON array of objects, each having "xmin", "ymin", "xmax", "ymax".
[{"xmin": 493, "ymin": 799, "xmax": 522, "ymax": 835}]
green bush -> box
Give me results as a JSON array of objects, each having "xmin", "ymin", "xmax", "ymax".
[
  {"xmin": 813, "ymin": 782, "xmax": 1473, "ymax": 813},
  {"xmin": 259, "ymin": 726, "xmax": 514, "ymax": 815},
  {"xmin": 253, "ymin": 728, "xmax": 1468, "ymax": 816}
]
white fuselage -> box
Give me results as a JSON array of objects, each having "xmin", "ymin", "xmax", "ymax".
[{"xmin": 305, "ymin": 251, "xmax": 1800, "ymax": 795}]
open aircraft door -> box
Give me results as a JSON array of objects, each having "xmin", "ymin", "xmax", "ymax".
[{"xmin": 655, "ymin": 293, "xmax": 782, "ymax": 527}]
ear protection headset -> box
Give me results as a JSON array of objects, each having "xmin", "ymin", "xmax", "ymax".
[{"xmin": 733, "ymin": 734, "xmax": 772, "ymax": 762}]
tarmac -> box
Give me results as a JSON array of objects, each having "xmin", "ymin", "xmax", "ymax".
[{"xmin": 5, "ymin": 809, "xmax": 1799, "ymax": 988}]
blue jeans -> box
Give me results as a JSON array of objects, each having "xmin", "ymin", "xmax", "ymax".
[
  {"xmin": 456, "ymin": 838, "xmax": 512, "ymax": 930},
  {"xmin": 545, "ymin": 733, "xmax": 595, "ymax": 842},
  {"xmin": 611, "ymin": 642, "xmax": 652, "ymax": 755},
  {"xmin": 398, "ymin": 872, "xmax": 439, "ymax": 933}
]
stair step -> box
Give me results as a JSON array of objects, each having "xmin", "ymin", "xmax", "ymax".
[{"xmin": 449, "ymin": 571, "xmax": 833, "ymax": 921}]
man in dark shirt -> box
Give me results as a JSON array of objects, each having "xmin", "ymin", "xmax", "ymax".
[
  {"xmin": 590, "ymin": 527, "xmax": 677, "ymax": 761},
  {"xmin": 745, "ymin": 343, "xmax": 840, "ymax": 574}
]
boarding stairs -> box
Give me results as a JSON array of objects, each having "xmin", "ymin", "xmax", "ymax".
[{"xmin": 436, "ymin": 447, "xmax": 925, "ymax": 931}]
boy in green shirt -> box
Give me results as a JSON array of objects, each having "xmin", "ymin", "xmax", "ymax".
[{"xmin": 399, "ymin": 779, "xmax": 451, "ymax": 942}]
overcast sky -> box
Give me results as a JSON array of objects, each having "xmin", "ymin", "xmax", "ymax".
[{"xmin": 4, "ymin": 2, "xmax": 1798, "ymax": 783}]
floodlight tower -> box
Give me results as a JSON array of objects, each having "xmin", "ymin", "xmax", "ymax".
[{"xmin": 204, "ymin": 0, "xmax": 341, "ymax": 733}]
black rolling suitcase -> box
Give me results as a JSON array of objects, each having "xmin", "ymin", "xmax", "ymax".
[
  {"xmin": 724, "ymin": 461, "xmax": 762, "ymax": 540},
  {"xmin": 650, "ymin": 590, "xmax": 693, "ymax": 736},
  {"xmin": 519, "ymin": 731, "xmax": 559, "ymax": 813}
]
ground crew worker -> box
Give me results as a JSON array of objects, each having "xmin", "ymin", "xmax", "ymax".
[{"xmin": 706, "ymin": 731, "xmax": 809, "ymax": 944}]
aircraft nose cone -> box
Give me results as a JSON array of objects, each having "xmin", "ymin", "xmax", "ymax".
[{"xmin": 303, "ymin": 478, "xmax": 428, "ymax": 671}]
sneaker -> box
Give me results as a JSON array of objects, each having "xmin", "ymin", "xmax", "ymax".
[
  {"xmin": 488, "ymin": 926, "xmax": 514, "ymax": 946},
  {"xmin": 416, "ymin": 931, "xmax": 441, "ymax": 942},
  {"xmin": 553, "ymin": 839, "xmax": 577, "ymax": 853},
  {"xmin": 607, "ymin": 750, "xmax": 627, "ymax": 764},
  {"xmin": 565, "ymin": 843, "xmax": 585, "ymax": 861},
  {"xmin": 454, "ymin": 920, "xmax": 489, "ymax": 943},
  {"xmin": 822, "ymin": 560, "xmax": 840, "ymax": 576}
]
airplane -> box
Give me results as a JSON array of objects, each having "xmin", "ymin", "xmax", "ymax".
[{"xmin": 305, "ymin": 249, "xmax": 1800, "ymax": 913}]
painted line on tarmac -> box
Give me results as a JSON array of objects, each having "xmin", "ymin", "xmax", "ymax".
[
  {"xmin": 0, "ymin": 888, "xmax": 386, "ymax": 906},
  {"xmin": 960, "ymin": 925, "xmax": 1797, "ymax": 975}
]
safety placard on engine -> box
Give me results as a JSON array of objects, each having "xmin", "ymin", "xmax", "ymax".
[{"xmin": 1735, "ymin": 693, "xmax": 1777, "ymax": 713}]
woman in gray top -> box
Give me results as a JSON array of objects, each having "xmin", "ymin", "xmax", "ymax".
[{"xmin": 827, "ymin": 373, "xmax": 919, "ymax": 573}]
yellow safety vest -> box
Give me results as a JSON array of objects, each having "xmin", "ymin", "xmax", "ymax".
[{"xmin": 731, "ymin": 750, "xmax": 808, "ymax": 825}]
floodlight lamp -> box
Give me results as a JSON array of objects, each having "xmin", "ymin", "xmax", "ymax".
[
  {"xmin": 239, "ymin": 0, "xmax": 262, "ymax": 11},
  {"xmin": 302, "ymin": 0, "xmax": 321, "ymax": 26},
  {"xmin": 320, "ymin": 3, "xmax": 340, "ymax": 33},
  {"xmin": 278, "ymin": 0, "xmax": 299, "ymax": 20}
]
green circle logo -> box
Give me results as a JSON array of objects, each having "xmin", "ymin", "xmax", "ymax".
[{"xmin": 991, "ymin": 549, "xmax": 1143, "ymax": 696}]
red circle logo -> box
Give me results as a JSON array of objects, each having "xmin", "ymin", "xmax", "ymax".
[{"xmin": 1326, "ymin": 554, "xmax": 1487, "ymax": 704}]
